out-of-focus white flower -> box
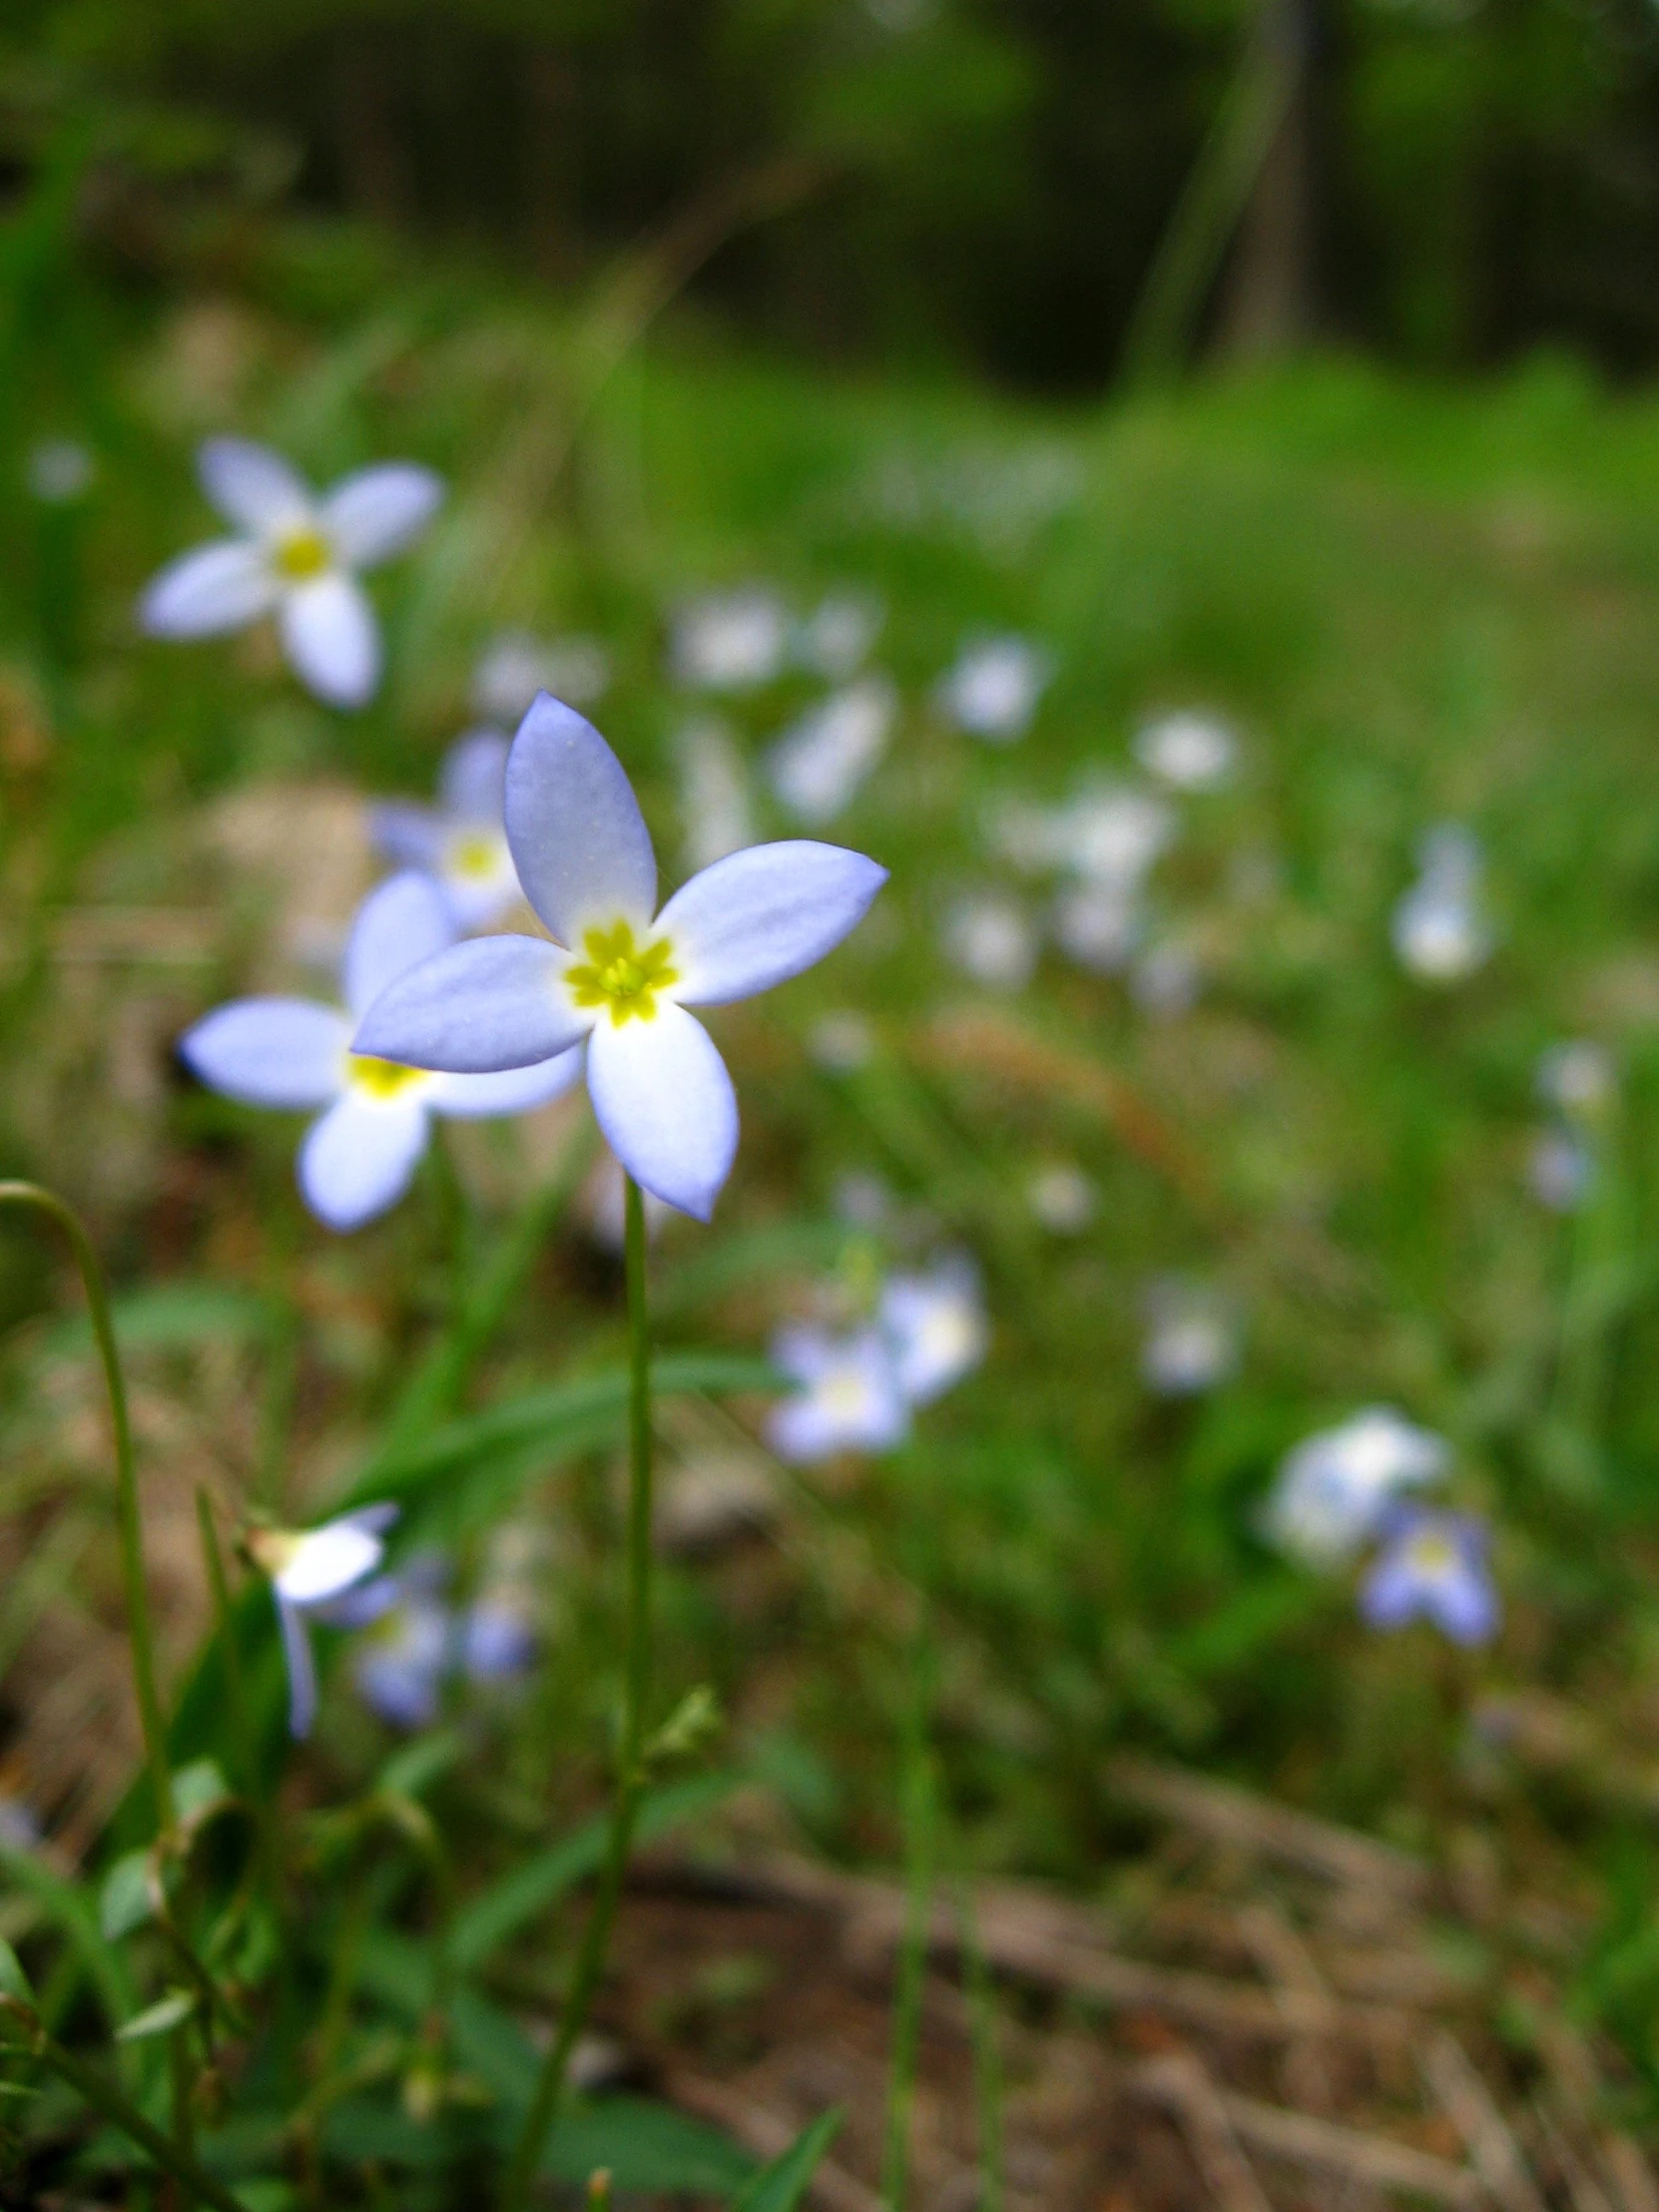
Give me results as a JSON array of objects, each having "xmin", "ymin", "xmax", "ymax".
[
  {"xmin": 1392, "ymin": 825, "xmax": 1491, "ymax": 984},
  {"xmin": 767, "ymin": 1325, "xmax": 910, "ymax": 1461},
  {"xmin": 880, "ymin": 1257, "xmax": 986, "ymax": 1405},
  {"xmin": 796, "ymin": 592, "xmax": 883, "ymax": 680},
  {"xmin": 356, "ymin": 699, "xmax": 886, "ymax": 1222},
  {"xmin": 767, "ymin": 678, "xmax": 895, "ymax": 825},
  {"xmin": 1028, "ymin": 1162, "xmax": 1096, "ymax": 1235},
  {"xmin": 832, "ymin": 1170, "xmax": 892, "ymax": 1228},
  {"xmin": 937, "ymin": 635, "xmax": 1051, "ymax": 743},
  {"xmin": 472, "ymin": 631, "xmax": 611, "ymax": 721},
  {"xmin": 809, "ymin": 1010, "xmax": 876, "ymax": 1073},
  {"xmin": 1134, "ymin": 711, "xmax": 1237, "ymax": 792},
  {"xmin": 139, "ymin": 437, "xmax": 442, "ymax": 709},
  {"xmin": 1265, "ymin": 1406, "xmax": 1448, "ymax": 1569},
  {"xmin": 1141, "ymin": 1280, "xmax": 1237, "ymax": 1395},
  {"xmin": 1131, "ymin": 938, "xmax": 1202, "ymax": 1018},
  {"xmin": 672, "ymin": 588, "xmax": 790, "ymax": 691},
  {"xmin": 1536, "ymin": 1040, "xmax": 1614, "ymax": 1123},
  {"xmin": 181, "ymin": 872, "xmax": 581, "ymax": 1232},
  {"xmin": 1528, "ymin": 1128, "xmax": 1594, "ymax": 1212},
  {"xmin": 1362, "ymin": 1509, "xmax": 1498, "ymax": 1646},
  {"xmin": 27, "ymin": 438, "xmax": 94, "ymax": 504},
  {"xmin": 942, "ymin": 891, "xmax": 1037, "ymax": 991},
  {"xmin": 1052, "ymin": 881, "xmax": 1141, "ymax": 973},
  {"xmin": 1061, "ymin": 786, "xmax": 1176, "ymax": 884},
  {"xmin": 248, "ymin": 1504, "xmax": 397, "ymax": 1737},
  {"xmin": 371, "ymin": 731, "xmax": 523, "ymax": 930},
  {"xmin": 676, "ymin": 716, "xmax": 756, "ymax": 873}
]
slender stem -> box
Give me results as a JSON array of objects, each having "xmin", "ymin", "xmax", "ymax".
[
  {"xmin": 0, "ymin": 2005, "xmax": 243, "ymax": 2212},
  {"xmin": 0, "ymin": 1186, "xmax": 173, "ymax": 1840},
  {"xmin": 955, "ymin": 1880, "xmax": 1004, "ymax": 2212},
  {"xmin": 501, "ymin": 1174, "xmax": 655, "ymax": 2212}
]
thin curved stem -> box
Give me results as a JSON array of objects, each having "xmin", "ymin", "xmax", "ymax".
[
  {"xmin": 0, "ymin": 1184, "xmax": 173, "ymax": 1841},
  {"xmin": 501, "ymin": 1173, "xmax": 654, "ymax": 2211}
]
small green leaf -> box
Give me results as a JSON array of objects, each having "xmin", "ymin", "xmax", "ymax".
[
  {"xmin": 376, "ymin": 1729, "xmax": 463, "ymax": 1803},
  {"xmin": 0, "ymin": 1937, "xmax": 33, "ymax": 2005},
  {"xmin": 731, "ymin": 2108, "xmax": 845, "ymax": 2212},
  {"xmin": 117, "ymin": 1987, "xmax": 196, "ymax": 2041},
  {"xmin": 646, "ymin": 1683, "xmax": 723, "ymax": 1765},
  {"xmin": 173, "ymin": 1757, "xmax": 233, "ymax": 1828},
  {"xmin": 99, "ymin": 1851, "xmax": 155, "ymax": 1942}
]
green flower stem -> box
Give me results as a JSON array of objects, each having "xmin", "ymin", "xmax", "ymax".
[
  {"xmin": 880, "ymin": 1713, "xmax": 936, "ymax": 2212},
  {"xmin": 0, "ymin": 2000, "xmax": 243, "ymax": 2212},
  {"xmin": 0, "ymin": 1186, "xmax": 174, "ymax": 1843},
  {"xmin": 501, "ymin": 1173, "xmax": 655, "ymax": 2212}
]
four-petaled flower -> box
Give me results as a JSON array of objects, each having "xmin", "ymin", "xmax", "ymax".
[
  {"xmin": 372, "ymin": 731, "xmax": 524, "ymax": 930},
  {"xmin": 354, "ymin": 697, "xmax": 887, "ymax": 1221},
  {"xmin": 1361, "ymin": 1508, "xmax": 1498, "ymax": 1646},
  {"xmin": 139, "ymin": 437, "xmax": 442, "ymax": 709},
  {"xmin": 247, "ymin": 1505, "xmax": 398, "ymax": 1738},
  {"xmin": 181, "ymin": 872, "xmax": 581, "ymax": 1232},
  {"xmin": 1264, "ymin": 1405, "xmax": 1447, "ymax": 1569},
  {"xmin": 767, "ymin": 1324, "xmax": 911, "ymax": 1462}
]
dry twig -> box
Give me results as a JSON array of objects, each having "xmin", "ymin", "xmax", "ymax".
[{"xmin": 1422, "ymin": 2030, "xmax": 1548, "ymax": 2212}]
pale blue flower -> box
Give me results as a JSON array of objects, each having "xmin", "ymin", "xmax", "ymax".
[
  {"xmin": 766, "ymin": 678, "xmax": 895, "ymax": 825},
  {"xmin": 328, "ymin": 1557, "xmax": 537, "ymax": 1728},
  {"xmin": 795, "ymin": 592, "xmax": 883, "ymax": 680},
  {"xmin": 937, "ymin": 636, "xmax": 1051, "ymax": 743},
  {"xmin": 180, "ymin": 871, "xmax": 581, "ymax": 1232},
  {"xmin": 1141, "ymin": 1279, "xmax": 1237, "ymax": 1395},
  {"xmin": 371, "ymin": 731, "xmax": 523, "ymax": 930},
  {"xmin": 672, "ymin": 589, "xmax": 789, "ymax": 691},
  {"xmin": 1392, "ymin": 826, "xmax": 1491, "ymax": 983},
  {"xmin": 248, "ymin": 1505, "xmax": 398, "ymax": 1738},
  {"xmin": 1362, "ymin": 1509, "xmax": 1498, "ymax": 1646},
  {"xmin": 1528, "ymin": 1127, "xmax": 1594, "ymax": 1212},
  {"xmin": 1536, "ymin": 1040, "xmax": 1614, "ymax": 1123},
  {"xmin": 353, "ymin": 697, "xmax": 886, "ymax": 1221},
  {"xmin": 474, "ymin": 630, "xmax": 610, "ymax": 721},
  {"xmin": 139, "ymin": 437, "xmax": 442, "ymax": 709},
  {"xmin": 1134, "ymin": 711, "xmax": 1237, "ymax": 792},
  {"xmin": 880, "ymin": 1258, "xmax": 986, "ymax": 1405},
  {"xmin": 767, "ymin": 1324, "xmax": 910, "ymax": 1462},
  {"xmin": 1265, "ymin": 1406, "xmax": 1447, "ymax": 1569},
  {"xmin": 941, "ymin": 890, "xmax": 1038, "ymax": 990}
]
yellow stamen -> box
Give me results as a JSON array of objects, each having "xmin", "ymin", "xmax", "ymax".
[
  {"xmin": 566, "ymin": 920, "xmax": 679, "ymax": 1026},
  {"xmin": 1405, "ymin": 1533, "xmax": 1456, "ymax": 1576},
  {"xmin": 445, "ymin": 830, "xmax": 503, "ymax": 882},
  {"xmin": 272, "ymin": 526, "xmax": 332, "ymax": 583},
  {"xmin": 349, "ymin": 1055, "xmax": 429, "ymax": 1100}
]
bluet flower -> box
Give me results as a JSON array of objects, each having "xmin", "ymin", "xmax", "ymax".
[
  {"xmin": 1537, "ymin": 1040, "xmax": 1614, "ymax": 1122},
  {"xmin": 767, "ymin": 1324, "xmax": 910, "ymax": 1461},
  {"xmin": 354, "ymin": 697, "xmax": 886, "ymax": 1221},
  {"xmin": 1265, "ymin": 1407, "xmax": 1447, "ymax": 1568},
  {"xmin": 941, "ymin": 890, "xmax": 1038, "ymax": 991},
  {"xmin": 1362, "ymin": 1509, "xmax": 1498, "ymax": 1645},
  {"xmin": 1028, "ymin": 1162, "xmax": 1097, "ymax": 1234},
  {"xmin": 371, "ymin": 731, "xmax": 523, "ymax": 929},
  {"xmin": 1528, "ymin": 1127, "xmax": 1594, "ymax": 1212},
  {"xmin": 181, "ymin": 871, "xmax": 581, "ymax": 1231},
  {"xmin": 796, "ymin": 592, "xmax": 883, "ymax": 679},
  {"xmin": 247, "ymin": 1505, "xmax": 397, "ymax": 1737},
  {"xmin": 677, "ymin": 717, "xmax": 756, "ymax": 871},
  {"xmin": 1141, "ymin": 1279, "xmax": 1238, "ymax": 1395},
  {"xmin": 139, "ymin": 437, "xmax": 442, "ymax": 708},
  {"xmin": 1392, "ymin": 826, "xmax": 1491, "ymax": 983},
  {"xmin": 766, "ymin": 678, "xmax": 895, "ymax": 824},
  {"xmin": 880, "ymin": 1257, "xmax": 986, "ymax": 1405},
  {"xmin": 474, "ymin": 630, "xmax": 610, "ymax": 722},
  {"xmin": 1052, "ymin": 880, "xmax": 1141, "ymax": 973},
  {"xmin": 937, "ymin": 635, "xmax": 1051, "ymax": 743},
  {"xmin": 1134, "ymin": 711, "xmax": 1237, "ymax": 792},
  {"xmin": 672, "ymin": 588, "xmax": 789, "ymax": 691}
]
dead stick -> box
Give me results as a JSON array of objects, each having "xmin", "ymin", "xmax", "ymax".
[{"xmin": 1422, "ymin": 2030, "xmax": 1548, "ymax": 2212}]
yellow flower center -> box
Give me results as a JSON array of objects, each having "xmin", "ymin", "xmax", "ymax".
[
  {"xmin": 272, "ymin": 526, "xmax": 332, "ymax": 582},
  {"xmin": 823, "ymin": 1372, "xmax": 871, "ymax": 1419},
  {"xmin": 445, "ymin": 830, "xmax": 504, "ymax": 882},
  {"xmin": 1406, "ymin": 1532, "xmax": 1456, "ymax": 1577},
  {"xmin": 567, "ymin": 920, "xmax": 679, "ymax": 1026},
  {"xmin": 246, "ymin": 1528, "xmax": 298, "ymax": 1577},
  {"xmin": 349, "ymin": 1054, "xmax": 429, "ymax": 1100}
]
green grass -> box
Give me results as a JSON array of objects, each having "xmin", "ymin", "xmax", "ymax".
[{"xmin": 9, "ymin": 226, "xmax": 1659, "ymax": 2174}]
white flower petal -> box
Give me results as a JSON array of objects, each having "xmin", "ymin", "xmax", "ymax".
[
  {"xmin": 276, "ymin": 1596, "xmax": 318, "ymax": 1739},
  {"xmin": 320, "ymin": 462, "xmax": 444, "ymax": 568},
  {"xmin": 199, "ymin": 438, "xmax": 312, "ymax": 533},
  {"xmin": 180, "ymin": 998, "xmax": 349, "ymax": 1110},
  {"xmin": 353, "ymin": 934, "xmax": 591, "ymax": 1073},
  {"xmin": 278, "ymin": 573, "xmax": 380, "ymax": 710},
  {"xmin": 439, "ymin": 730, "xmax": 511, "ymax": 823},
  {"xmin": 140, "ymin": 542, "xmax": 277, "ymax": 638},
  {"xmin": 342, "ymin": 871, "xmax": 457, "ymax": 1021},
  {"xmin": 659, "ymin": 841, "xmax": 887, "ymax": 1008},
  {"xmin": 586, "ymin": 1004, "xmax": 737, "ymax": 1222},
  {"xmin": 505, "ymin": 697, "xmax": 657, "ymax": 942},
  {"xmin": 370, "ymin": 801, "xmax": 443, "ymax": 871},
  {"xmin": 431, "ymin": 1046, "xmax": 584, "ymax": 1119},
  {"xmin": 297, "ymin": 1094, "xmax": 429, "ymax": 1232},
  {"xmin": 276, "ymin": 1512, "xmax": 393, "ymax": 1603}
]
